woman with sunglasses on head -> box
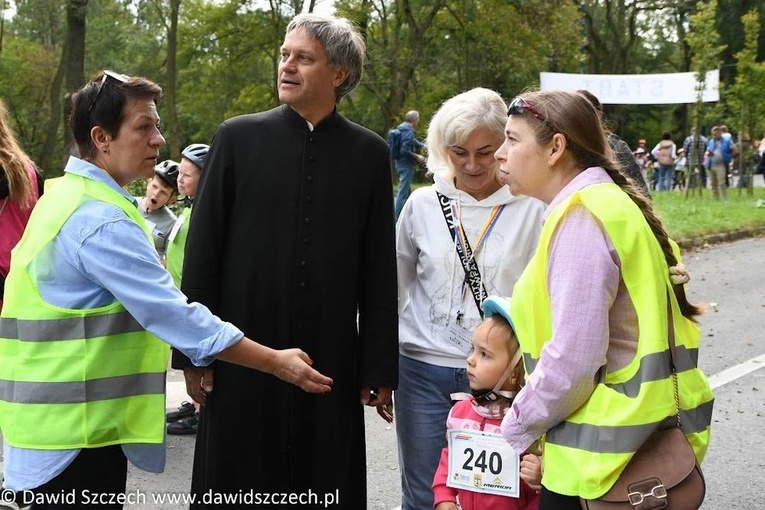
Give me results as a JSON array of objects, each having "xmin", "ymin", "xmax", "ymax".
[
  {"xmin": 391, "ymin": 87, "xmax": 544, "ymax": 510},
  {"xmin": 0, "ymin": 97, "xmax": 43, "ymax": 313},
  {"xmin": 494, "ymin": 90, "xmax": 714, "ymax": 509},
  {"xmin": 0, "ymin": 71, "xmax": 331, "ymax": 509}
]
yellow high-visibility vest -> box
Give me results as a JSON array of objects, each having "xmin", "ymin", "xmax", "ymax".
[
  {"xmin": 166, "ymin": 205, "xmax": 190, "ymax": 288},
  {"xmin": 0, "ymin": 172, "xmax": 170, "ymax": 449},
  {"xmin": 510, "ymin": 182, "xmax": 713, "ymax": 498}
]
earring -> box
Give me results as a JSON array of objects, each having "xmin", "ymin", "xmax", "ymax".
[{"xmin": 102, "ymin": 146, "xmax": 108, "ymax": 153}]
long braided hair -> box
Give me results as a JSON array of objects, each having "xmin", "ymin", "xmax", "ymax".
[{"xmin": 518, "ymin": 89, "xmax": 700, "ymax": 320}]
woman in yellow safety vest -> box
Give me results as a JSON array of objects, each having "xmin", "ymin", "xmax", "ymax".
[
  {"xmin": 492, "ymin": 90, "xmax": 714, "ymax": 509},
  {"xmin": 0, "ymin": 70, "xmax": 332, "ymax": 509}
]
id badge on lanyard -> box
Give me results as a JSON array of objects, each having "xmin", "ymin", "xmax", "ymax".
[
  {"xmin": 445, "ymin": 320, "xmax": 473, "ymax": 355},
  {"xmin": 168, "ymin": 214, "xmax": 186, "ymax": 243},
  {"xmin": 446, "ymin": 429, "xmax": 521, "ymax": 498}
]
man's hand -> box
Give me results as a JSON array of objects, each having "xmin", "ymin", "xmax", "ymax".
[
  {"xmin": 182, "ymin": 366, "xmax": 214, "ymax": 404},
  {"xmin": 375, "ymin": 403, "xmax": 394, "ymax": 424},
  {"xmin": 362, "ymin": 386, "xmax": 394, "ymax": 423},
  {"xmin": 361, "ymin": 385, "xmax": 391, "ymax": 405}
]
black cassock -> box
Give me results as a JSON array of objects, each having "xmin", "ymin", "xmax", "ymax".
[{"xmin": 174, "ymin": 105, "xmax": 398, "ymax": 509}]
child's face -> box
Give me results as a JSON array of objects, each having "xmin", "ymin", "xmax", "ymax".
[
  {"xmin": 143, "ymin": 176, "xmax": 175, "ymax": 212},
  {"xmin": 466, "ymin": 320, "xmax": 515, "ymax": 392},
  {"xmin": 177, "ymin": 158, "xmax": 201, "ymax": 198}
]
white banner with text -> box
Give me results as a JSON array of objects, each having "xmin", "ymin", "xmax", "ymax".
[{"xmin": 539, "ymin": 70, "xmax": 719, "ymax": 104}]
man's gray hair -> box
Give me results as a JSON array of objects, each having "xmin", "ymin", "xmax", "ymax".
[{"xmin": 286, "ymin": 13, "xmax": 366, "ymax": 102}]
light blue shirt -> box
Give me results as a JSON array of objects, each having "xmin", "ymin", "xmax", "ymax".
[{"xmin": 2, "ymin": 156, "xmax": 243, "ymax": 491}]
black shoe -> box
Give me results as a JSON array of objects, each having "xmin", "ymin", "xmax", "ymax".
[
  {"xmin": 167, "ymin": 413, "xmax": 198, "ymax": 435},
  {"xmin": 166, "ymin": 401, "xmax": 195, "ymax": 423}
]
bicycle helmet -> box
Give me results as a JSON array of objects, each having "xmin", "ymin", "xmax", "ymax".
[
  {"xmin": 154, "ymin": 159, "xmax": 180, "ymax": 192},
  {"xmin": 181, "ymin": 143, "xmax": 210, "ymax": 172}
]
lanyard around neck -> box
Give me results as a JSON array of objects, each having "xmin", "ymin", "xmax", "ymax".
[
  {"xmin": 436, "ymin": 190, "xmax": 506, "ymax": 319},
  {"xmin": 452, "ymin": 201, "xmax": 505, "ymax": 263}
]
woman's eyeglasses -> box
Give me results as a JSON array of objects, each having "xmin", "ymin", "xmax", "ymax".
[
  {"xmin": 507, "ymin": 97, "xmax": 547, "ymax": 123},
  {"xmin": 88, "ymin": 70, "xmax": 130, "ymax": 114}
]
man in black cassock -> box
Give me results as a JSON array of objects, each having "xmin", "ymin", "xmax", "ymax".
[{"xmin": 170, "ymin": 13, "xmax": 398, "ymax": 510}]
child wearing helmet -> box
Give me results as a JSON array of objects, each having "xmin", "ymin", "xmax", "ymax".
[
  {"xmin": 135, "ymin": 159, "xmax": 179, "ymax": 261},
  {"xmin": 165, "ymin": 143, "xmax": 209, "ymax": 436},
  {"xmin": 165, "ymin": 143, "xmax": 209, "ymax": 288},
  {"xmin": 433, "ymin": 296, "xmax": 542, "ymax": 510}
]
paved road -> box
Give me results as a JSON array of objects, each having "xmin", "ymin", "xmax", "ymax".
[{"xmin": 2, "ymin": 235, "xmax": 764, "ymax": 508}]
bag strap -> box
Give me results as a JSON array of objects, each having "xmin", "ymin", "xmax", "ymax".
[
  {"xmin": 435, "ymin": 190, "xmax": 488, "ymax": 318},
  {"xmin": 0, "ymin": 198, "xmax": 7, "ymax": 218},
  {"xmin": 666, "ymin": 289, "xmax": 683, "ymax": 429}
]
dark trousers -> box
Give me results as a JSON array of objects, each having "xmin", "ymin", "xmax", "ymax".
[
  {"xmin": 539, "ymin": 485, "xmax": 581, "ymax": 510},
  {"xmin": 29, "ymin": 445, "xmax": 127, "ymax": 509}
]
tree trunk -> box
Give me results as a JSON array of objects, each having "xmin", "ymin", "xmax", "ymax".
[
  {"xmin": 37, "ymin": 0, "xmax": 87, "ymax": 174},
  {"xmin": 63, "ymin": 0, "xmax": 88, "ymax": 164},
  {"xmin": 38, "ymin": 42, "xmax": 67, "ymax": 174},
  {"xmin": 166, "ymin": 0, "xmax": 180, "ymax": 160},
  {"xmin": 0, "ymin": 0, "xmax": 6, "ymax": 57}
]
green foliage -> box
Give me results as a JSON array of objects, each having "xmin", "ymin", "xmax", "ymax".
[
  {"xmin": 653, "ymin": 191, "xmax": 765, "ymax": 241},
  {"xmin": 724, "ymin": 10, "xmax": 765, "ymax": 141},
  {"xmin": 175, "ymin": 0, "xmax": 286, "ymax": 145},
  {"xmin": 0, "ymin": 35, "xmax": 59, "ymax": 168},
  {"xmin": 687, "ymin": 0, "xmax": 726, "ymax": 129},
  {"xmin": 86, "ymin": 0, "xmax": 164, "ymax": 78},
  {"xmin": 11, "ymin": 0, "xmax": 65, "ymax": 46},
  {"xmin": 345, "ymin": 0, "xmax": 580, "ymax": 135},
  {"xmin": 2, "ymin": 0, "xmax": 765, "ymax": 177}
]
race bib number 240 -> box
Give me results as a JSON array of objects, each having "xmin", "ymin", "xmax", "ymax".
[{"xmin": 446, "ymin": 429, "xmax": 520, "ymax": 498}]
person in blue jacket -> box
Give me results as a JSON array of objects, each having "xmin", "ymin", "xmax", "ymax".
[
  {"xmin": 393, "ymin": 110, "xmax": 426, "ymax": 219},
  {"xmin": 705, "ymin": 125, "xmax": 732, "ymax": 199}
]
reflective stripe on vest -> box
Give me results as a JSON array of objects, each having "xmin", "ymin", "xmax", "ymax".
[
  {"xmin": 522, "ymin": 343, "xmax": 700, "ymax": 396},
  {"xmin": 546, "ymin": 399, "xmax": 713, "ymax": 454},
  {"xmin": 0, "ymin": 310, "xmax": 144, "ymax": 341},
  {"xmin": 0, "ymin": 172, "xmax": 170, "ymax": 449},
  {"xmin": 510, "ymin": 182, "xmax": 713, "ymax": 498},
  {"xmin": 0, "ymin": 372, "xmax": 166, "ymax": 404}
]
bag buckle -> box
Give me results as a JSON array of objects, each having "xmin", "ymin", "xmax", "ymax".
[{"xmin": 627, "ymin": 478, "xmax": 668, "ymax": 509}]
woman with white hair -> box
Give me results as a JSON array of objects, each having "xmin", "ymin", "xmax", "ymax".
[{"xmin": 391, "ymin": 87, "xmax": 545, "ymax": 510}]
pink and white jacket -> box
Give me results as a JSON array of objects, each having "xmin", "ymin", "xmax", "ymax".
[
  {"xmin": 433, "ymin": 399, "xmax": 539, "ymax": 510},
  {"xmin": 1, "ymin": 164, "xmax": 40, "ymax": 310}
]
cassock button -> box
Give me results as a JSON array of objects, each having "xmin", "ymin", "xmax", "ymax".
[
  {"xmin": 306, "ymin": 196, "xmax": 312, "ymax": 203},
  {"xmin": 305, "ymin": 217, "xmax": 311, "ymax": 223},
  {"xmin": 302, "ymin": 238, "xmax": 309, "ymax": 244},
  {"xmin": 299, "ymin": 282, "xmax": 306, "ymax": 288},
  {"xmin": 308, "ymin": 156, "xmax": 315, "ymax": 162},
  {"xmin": 307, "ymin": 175, "xmax": 313, "ymax": 182},
  {"xmin": 297, "ymin": 324, "xmax": 303, "ymax": 331},
  {"xmin": 300, "ymin": 260, "xmax": 307, "ymax": 267},
  {"xmin": 309, "ymin": 137, "xmax": 314, "ymax": 143}
]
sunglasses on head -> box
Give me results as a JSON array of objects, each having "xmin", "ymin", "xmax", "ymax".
[
  {"xmin": 88, "ymin": 70, "xmax": 130, "ymax": 114},
  {"xmin": 507, "ymin": 96, "xmax": 547, "ymax": 123},
  {"xmin": 507, "ymin": 96, "xmax": 566, "ymax": 139}
]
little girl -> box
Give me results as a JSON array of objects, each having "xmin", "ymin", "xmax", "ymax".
[{"xmin": 432, "ymin": 296, "xmax": 541, "ymax": 510}]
